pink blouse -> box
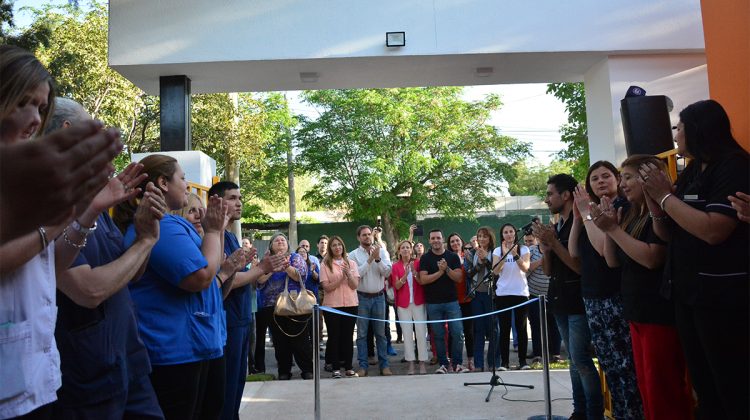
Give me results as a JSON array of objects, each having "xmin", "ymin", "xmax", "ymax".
[{"xmin": 320, "ymin": 258, "xmax": 359, "ymax": 308}]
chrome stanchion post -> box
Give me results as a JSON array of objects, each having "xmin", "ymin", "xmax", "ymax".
[
  {"xmin": 528, "ymin": 294, "xmax": 566, "ymax": 420},
  {"xmin": 312, "ymin": 304, "xmax": 321, "ymax": 420},
  {"xmin": 540, "ymin": 295, "xmax": 552, "ymax": 419}
]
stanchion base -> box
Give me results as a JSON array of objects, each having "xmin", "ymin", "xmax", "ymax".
[{"xmin": 527, "ymin": 416, "xmax": 567, "ymax": 420}]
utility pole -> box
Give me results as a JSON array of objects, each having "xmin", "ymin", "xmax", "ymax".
[{"xmin": 228, "ymin": 92, "xmax": 242, "ymax": 240}]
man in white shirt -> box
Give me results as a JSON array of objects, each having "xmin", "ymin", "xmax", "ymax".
[{"xmin": 349, "ymin": 225, "xmax": 393, "ymax": 376}]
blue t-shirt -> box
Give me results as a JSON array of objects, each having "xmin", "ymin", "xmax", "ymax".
[
  {"xmin": 124, "ymin": 214, "xmax": 224, "ymax": 365},
  {"xmin": 55, "ymin": 213, "xmax": 151, "ymax": 406},
  {"xmin": 223, "ymin": 230, "xmax": 252, "ymax": 328}
]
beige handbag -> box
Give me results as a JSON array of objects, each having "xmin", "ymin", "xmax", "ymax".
[{"xmin": 274, "ymin": 275, "xmax": 317, "ymax": 316}]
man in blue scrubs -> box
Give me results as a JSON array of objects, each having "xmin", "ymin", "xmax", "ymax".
[
  {"xmin": 49, "ymin": 98, "xmax": 169, "ymax": 419},
  {"xmin": 209, "ymin": 181, "xmax": 256, "ymax": 420}
]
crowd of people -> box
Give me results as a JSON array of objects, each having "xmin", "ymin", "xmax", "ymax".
[{"xmin": 1, "ymin": 44, "xmax": 749, "ymax": 420}]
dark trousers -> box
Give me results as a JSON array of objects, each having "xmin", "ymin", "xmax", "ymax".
[
  {"xmin": 265, "ymin": 307, "xmax": 313, "ymax": 376},
  {"xmin": 459, "ymin": 302, "xmax": 474, "ymax": 358},
  {"xmin": 254, "ymin": 308, "xmax": 272, "ymax": 373},
  {"xmin": 675, "ymin": 300, "xmax": 749, "ymax": 420},
  {"xmin": 495, "ymin": 295, "xmax": 529, "ymax": 367},
  {"xmin": 322, "ymin": 306, "xmax": 358, "ymax": 371},
  {"xmin": 149, "ymin": 357, "xmax": 225, "ymax": 420},
  {"xmin": 53, "ymin": 374, "xmax": 163, "ymax": 420},
  {"xmin": 528, "ymin": 294, "xmax": 561, "ymax": 357},
  {"xmin": 221, "ymin": 324, "xmax": 250, "ymax": 420}
]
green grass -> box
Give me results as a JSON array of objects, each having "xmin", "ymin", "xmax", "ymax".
[{"xmin": 246, "ymin": 373, "xmax": 276, "ymax": 382}]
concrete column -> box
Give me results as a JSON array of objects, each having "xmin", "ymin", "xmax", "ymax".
[
  {"xmin": 583, "ymin": 54, "xmax": 709, "ymax": 166},
  {"xmin": 160, "ymin": 75, "xmax": 192, "ymax": 151}
]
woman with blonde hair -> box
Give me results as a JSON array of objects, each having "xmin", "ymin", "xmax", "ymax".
[
  {"xmin": 172, "ymin": 192, "xmax": 206, "ymax": 236},
  {"xmin": 320, "ymin": 236, "xmax": 360, "ymax": 378},
  {"xmin": 591, "ymin": 154, "xmax": 692, "ymax": 420},
  {"xmin": 390, "ymin": 239, "xmax": 429, "ymax": 375}
]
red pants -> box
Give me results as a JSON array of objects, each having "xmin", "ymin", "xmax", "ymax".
[{"xmin": 629, "ymin": 321, "xmax": 694, "ymax": 420}]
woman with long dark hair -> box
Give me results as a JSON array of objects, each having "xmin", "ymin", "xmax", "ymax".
[
  {"xmin": 570, "ymin": 160, "xmax": 643, "ymax": 419},
  {"xmin": 591, "ymin": 155, "xmax": 693, "ymax": 420},
  {"xmin": 492, "ymin": 223, "xmax": 530, "ymax": 370},
  {"xmin": 640, "ymin": 99, "xmax": 749, "ymax": 419},
  {"xmin": 447, "ymin": 232, "xmax": 474, "ymax": 371},
  {"xmin": 320, "ymin": 236, "xmax": 360, "ymax": 378}
]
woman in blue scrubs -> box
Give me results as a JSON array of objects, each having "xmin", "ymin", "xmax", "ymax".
[{"xmin": 114, "ymin": 154, "xmax": 230, "ymax": 420}]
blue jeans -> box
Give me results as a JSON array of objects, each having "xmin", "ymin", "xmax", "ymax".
[
  {"xmin": 426, "ymin": 301, "xmax": 464, "ymax": 368},
  {"xmin": 356, "ymin": 294, "xmax": 388, "ymax": 369},
  {"xmin": 555, "ymin": 313, "xmax": 604, "ymax": 420},
  {"xmin": 470, "ymin": 292, "xmax": 499, "ymax": 369}
]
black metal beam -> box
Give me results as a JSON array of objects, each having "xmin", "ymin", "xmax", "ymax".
[{"xmin": 159, "ymin": 75, "xmax": 191, "ymax": 151}]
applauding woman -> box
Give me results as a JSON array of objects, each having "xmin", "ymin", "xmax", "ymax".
[
  {"xmin": 492, "ymin": 224, "xmax": 531, "ymax": 370},
  {"xmin": 256, "ymin": 233, "xmax": 310, "ymax": 380},
  {"xmin": 640, "ymin": 100, "xmax": 749, "ymax": 419},
  {"xmin": 320, "ymin": 236, "xmax": 360, "ymax": 378},
  {"xmin": 591, "ymin": 155, "xmax": 692, "ymax": 420},
  {"xmin": 390, "ymin": 240, "xmax": 428, "ymax": 375},
  {"xmin": 115, "ymin": 154, "xmax": 230, "ymax": 420}
]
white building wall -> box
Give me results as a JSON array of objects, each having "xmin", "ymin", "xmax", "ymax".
[{"xmin": 132, "ymin": 151, "xmax": 216, "ymax": 188}]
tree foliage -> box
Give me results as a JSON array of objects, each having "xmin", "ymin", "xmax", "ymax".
[
  {"xmin": 508, "ymin": 159, "xmax": 574, "ymax": 197},
  {"xmin": 547, "ymin": 82, "xmax": 589, "ymax": 180},
  {"xmin": 296, "ymin": 87, "xmax": 530, "ymax": 248}
]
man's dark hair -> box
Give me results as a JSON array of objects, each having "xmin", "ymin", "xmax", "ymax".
[
  {"xmin": 356, "ymin": 225, "xmax": 372, "ymax": 237},
  {"xmin": 547, "ymin": 174, "xmax": 577, "ymax": 196},
  {"xmin": 208, "ymin": 181, "xmax": 240, "ymax": 198},
  {"xmin": 317, "ymin": 235, "xmax": 329, "ymax": 242},
  {"xmin": 428, "ymin": 228, "xmax": 443, "ymax": 236}
]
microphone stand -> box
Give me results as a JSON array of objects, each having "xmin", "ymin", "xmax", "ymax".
[{"xmin": 464, "ymin": 235, "xmax": 534, "ymax": 402}]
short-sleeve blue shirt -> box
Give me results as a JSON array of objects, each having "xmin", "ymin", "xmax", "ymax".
[
  {"xmin": 125, "ymin": 214, "xmax": 224, "ymax": 365},
  {"xmin": 223, "ymin": 230, "xmax": 252, "ymax": 328}
]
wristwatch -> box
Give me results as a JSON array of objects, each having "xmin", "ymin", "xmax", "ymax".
[
  {"xmin": 71, "ymin": 219, "xmax": 98, "ymax": 235},
  {"xmin": 584, "ymin": 214, "xmax": 593, "ymax": 222}
]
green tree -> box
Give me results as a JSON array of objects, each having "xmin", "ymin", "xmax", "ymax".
[
  {"xmin": 508, "ymin": 159, "xmax": 574, "ymax": 197},
  {"xmin": 547, "ymin": 82, "xmax": 589, "ymax": 180},
  {"xmin": 297, "ymin": 87, "xmax": 530, "ymax": 250}
]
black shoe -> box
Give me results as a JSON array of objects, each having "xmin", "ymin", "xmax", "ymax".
[
  {"xmin": 301, "ymin": 372, "xmax": 314, "ymax": 380},
  {"xmin": 568, "ymin": 413, "xmax": 587, "ymax": 420},
  {"xmin": 278, "ymin": 373, "xmax": 291, "ymax": 380}
]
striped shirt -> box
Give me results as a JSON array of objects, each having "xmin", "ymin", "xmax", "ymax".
[{"xmin": 526, "ymin": 245, "xmax": 550, "ymax": 296}]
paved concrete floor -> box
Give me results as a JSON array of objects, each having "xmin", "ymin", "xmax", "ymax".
[{"xmin": 239, "ymin": 369, "xmax": 574, "ymax": 419}]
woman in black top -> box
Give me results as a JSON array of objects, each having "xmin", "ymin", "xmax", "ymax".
[
  {"xmin": 640, "ymin": 99, "xmax": 749, "ymax": 420},
  {"xmin": 569, "ymin": 161, "xmax": 643, "ymax": 419},
  {"xmin": 592, "ymin": 155, "xmax": 692, "ymax": 420}
]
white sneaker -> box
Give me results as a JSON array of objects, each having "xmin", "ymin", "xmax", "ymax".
[
  {"xmin": 454, "ymin": 364, "xmax": 470, "ymax": 373},
  {"xmin": 435, "ymin": 365, "xmax": 448, "ymax": 374},
  {"xmin": 498, "ymin": 366, "xmax": 508, "ymax": 371},
  {"xmin": 520, "ymin": 364, "xmax": 531, "ymax": 370}
]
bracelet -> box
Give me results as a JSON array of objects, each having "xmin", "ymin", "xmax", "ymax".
[
  {"xmin": 659, "ymin": 193, "xmax": 673, "ymax": 211},
  {"xmin": 649, "ymin": 212, "xmax": 669, "ymax": 221},
  {"xmin": 62, "ymin": 227, "xmax": 87, "ymax": 249},
  {"xmin": 71, "ymin": 219, "xmax": 97, "ymax": 235},
  {"xmin": 38, "ymin": 227, "xmax": 48, "ymax": 250},
  {"xmin": 216, "ymin": 274, "xmax": 226, "ymax": 285}
]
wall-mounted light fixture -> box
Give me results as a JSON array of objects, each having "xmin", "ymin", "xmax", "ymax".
[
  {"xmin": 300, "ymin": 72, "xmax": 319, "ymax": 83},
  {"xmin": 386, "ymin": 32, "xmax": 406, "ymax": 47},
  {"xmin": 475, "ymin": 67, "xmax": 493, "ymax": 77}
]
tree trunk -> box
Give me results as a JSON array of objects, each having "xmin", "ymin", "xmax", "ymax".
[
  {"xmin": 227, "ymin": 93, "xmax": 242, "ymax": 240},
  {"xmin": 287, "ymin": 132, "xmax": 298, "ymax": 248},
  {"xmin": 382, "ymin": 212, "xmax": 397, "ymax": 256}
]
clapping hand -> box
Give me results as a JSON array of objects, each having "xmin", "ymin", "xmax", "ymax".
[
  {"xmin": 257, "ymin": 250, "xmax": 288, "ymax": 273},
  {"xmin": 437, "ymin": 258, "xmax": 448, "ymax": 272},
  {"xmin": 532, "ymin": 222, "xmax": 556, "ymax": 247},
  {"xmin": 202, "ymin": 195, "xmax": 229, "ymax": 234},
  {"xmin": 728, "ymin": 192, "xmax": 750, "ymax": 223},
  {"xmin": 638, "ymin": 163, "xmax": 673, "ymax": 202},
  {"xmin": 572, "ymin": 184, "xmax": 593, "ymax": 219},
  {"xmin": 590, "ymin": 196, "xmax": 620, "ymax": 232}
]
